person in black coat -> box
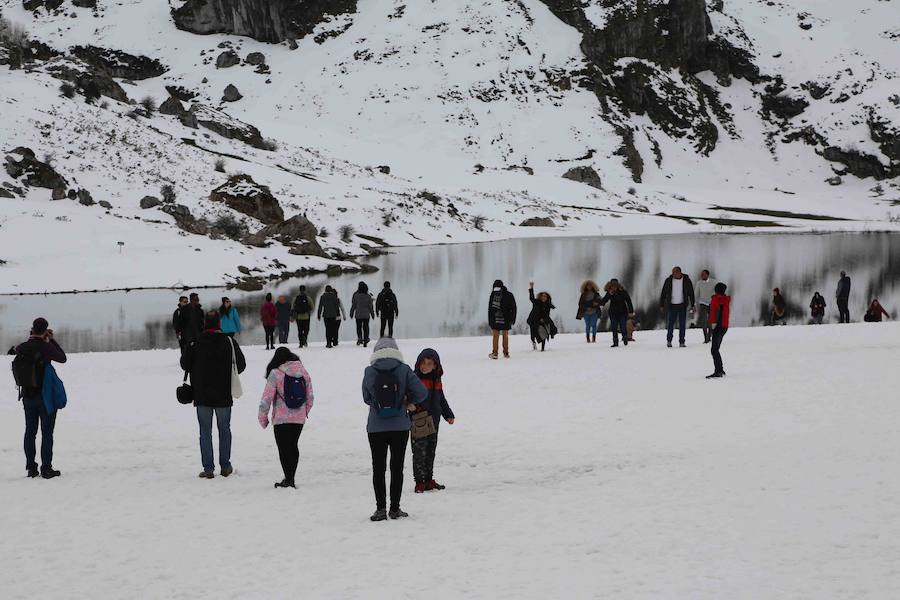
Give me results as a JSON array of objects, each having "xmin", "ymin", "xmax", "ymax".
[
  {"xmin": 601, "ymin": 279, "xmax": 634, "ymax": 347},
  {"xmin": 526, "ymin": 282, "xmax": 555, "ymax": 352},
  {"xmin": 487, "ymin": 279, "xmax": 516, "ymax": 359},
  {"xmin": 375, "ymin": 281, "xmax": 400, "ymax": 338},
  {"xmin": 659, "ymin": 267, "xmax": 695, "ymax": 348},
  {"xmin": 177, "ymin": 293, "xmax": 205, "ymax": 345},
  {"xmin": 181, "ymin": 310, "xmax": 246, "ymax": 479},
  {"xmin": 172, "ymin": 296, "xmax": 189, "ymax": 351}
]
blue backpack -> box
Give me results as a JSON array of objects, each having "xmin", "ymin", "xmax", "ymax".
[
  {"xmin": 373, "ymin": 367, "xmax": 403, "ymax": 417},
  {"xmin": 283, "ymin": 374, "xmax": 307, "ymax": 409}
]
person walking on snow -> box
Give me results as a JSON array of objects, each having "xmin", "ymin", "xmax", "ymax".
[
  {"xmin": 809, "ymin": 292, "xmax": 826, "ymax": 324},
  {"xmin": 771, "ymin": 288, "xmax": 787, "ymax": 326},
  {"xmin": 576, "ymin": 280, "xmax": 603, "ymax": 343},
  {"xmin": 10, "ymin": 318, "xmax": 67, "ymax": 479},
  {"xmin": 659, "ymin": 266, "xmax": 696, "ymax": 347},
  {"xmin": 836, "ymin": 270, "xmax": 851, "ymax": 323},
  {"xmin": 173, "ymin": 296, "xmax": 189, "ymax": 351},
  {"xmin": 317, "ymin": 285, "xmax": 346, "ymax": 348},
  {"xmin": 864, "ymin": 299, "xmax": 890, "ymax": 322},
  {"xmin": 527, "ymin": 282, "xmax": 555, "ymax": 352},
  {"xmin": 350, "ymin": 282, "xmax": 375, "ymax": 347},
  {"xmin": 375, "ymin": 282, "xmax": 399, "ymax": 338},
  {"xmin": 706, "ymin": 282, "xmax": 730, "ymax": 379},
  {"xmin": 261, "ymin": 293, "xmax": 277, "ymax": 350},
  {"xmin": 695, "ymin": 269, "xmax": 717, "ymax": 343},
  {"xmin": 275, "ymin": 295, "xmax": 291, "ymax": 344},
  {"xmin": 291, "ymin": 286, "xmax": 314, "ymax": 348},
  {"xmin": 600, "ymin": 279, "xmax": 634, "ymax": 347},
  {"xmin": 181, "ymin": 310, "xmax": 246, "ymax": 479},
  {"xmin": 219, "ymin": 297, "xmax": 242, "ymax": 338},
  {"xmin": 177, "ymin": 293, "xmax": 205, "ymax": 345},
  {"xmin": 362, "ymin": 337, "xmax": 428, "ymax": 521},
  {"xmin": 259, "ymin": 347, "xmax": 314, "ymax": 489},
  {"xmin": 488, "ymin": 279, "xmax": 517, "ymax": 359},
  {"xmin": 410, "ymin": 348, "xmax": 455, "ymax": 493}
]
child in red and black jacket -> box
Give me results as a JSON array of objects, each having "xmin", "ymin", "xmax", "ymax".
[
  {"xmin": 411, "ymin": 348, "xmax": 455, "ymax": 493},
  {"xmin": 707, "ymin": 282, "xmax": 730, "ymax": 379}
]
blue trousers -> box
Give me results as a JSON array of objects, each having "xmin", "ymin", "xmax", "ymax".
[
  {"xmin": 666, "ymin": 303, "xmax": 688, "ymax": 344},
  {"xmin": 23, "ymin": 396, "xmax": 56, "ymax": 471},
  {"xmin": 609, "ymin": 314, "xmax": 628, "ymax": 345},
  {"xmin": 197, "ymin": 406, "xmax": 232, "ymax": 473},
  {"xmin": 583, "ymin": 312, "xmax": 599, "ymax": 337}
]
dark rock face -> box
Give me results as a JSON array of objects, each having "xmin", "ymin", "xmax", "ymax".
[
  {"xmin": 209, "ymin": 174, "xmax": 284, "ymax": 224},
  {"xmin": 165, "ymin": 85, "xmax": 198, "ymax": 102},
  {"xmin": 0, "ymin": 188, "xmax": 15, "ymax": 199},
  {"xmin": 562, "ymin": 165, "xmax": 603, "ymax": 189},
  {"xmin": 72, "ymin": 0, "xmax": 97, "ymax": 7},
  {"xmin": 77, "ymin": 189, "xmax": 95, "ymax": 206},
  {"xmin": 519, "ymin": 217, "xmax": 556, "ymax": 227},
  {"xmin": 868, "ymin": 115, "xmax": 900, "ymax": 165},
  {"xmin": 4, "ymin": 147, "xmax": 68, "ymax": 190},
  {"xmin": 45, "ymin": 60, "xmax": 130, "ymax": 103},
  {"xmin": 172, "ymin": 0, "xmax": 358, "ymax": 44},
  {"xmin": 189, "ymin": 103, "xmax": 266, "ymax": 148},
  {"xmin": 140, "ymin": 195, "xmax": 162, "ymax": 209},
  {"xmin": 245, "ymin": 214, "xmax": 325, "ymax": 256},
  {"xmin": 822, "ymin": 147, "xmax": 888, "ymax": 180},
  {"xmin": 245, "ymin": 51, "xmax": 266, "ymax": 65},
  {"xmin": 99, "ymin": 200, "xmax": 112, "ymax": 209},
  {"xmin": 216, "ymin": 50, "xmax": 240, "ymax": 68},
  {"xmin": 222, "ymin": 84, "xmax": 243, "ymax": 102},
  {"xmin": 70, "ymin": 46, "xmax": 167, "ymax": 80},
  {"xmin": 159, "ymin": 95, "xmax": 187, "ymax": 116}
]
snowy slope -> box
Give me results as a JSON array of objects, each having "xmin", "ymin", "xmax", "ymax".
[
  {"xmin": 1, "ymin": 0, "xmax": 899, "ymax": 293},
  {"xmin": 2, "ymin": 323, "xmax": 900, "ymax": 598}
]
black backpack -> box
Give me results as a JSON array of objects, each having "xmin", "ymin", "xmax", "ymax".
[
  {"xmin": 372, "ymin": 367, "xmax": 402, "ymax": 417},
  {"xmin": 12, "ymin": 348, "xmax": 45, "ymax": 399},
  {"xmin": 294, "ymin": 295, "xmax": 311, "ymax": 315},
  {"xmin": 380, "ymin": 292, "xmax": 395, "ymax": 314}
]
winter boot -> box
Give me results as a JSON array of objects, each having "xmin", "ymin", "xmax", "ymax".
[
  {"xmin": 586, "ymin": 334, "xmax": 591, "ymax": 343},
  {"xmin": 388, "ymin": 507, "xmax": 409, "ymax": 519},
  {"xmin": 611, "ymin": 342, "xmax": 618, "ymax": 348},
  {"xmin": 667, "ymin": 341, "xmax": 673, "ymax": 348},
  {"xmin": 370, "ymin": 508, "xmax": 388, "ymax": 522},
  {"xmin": 426, "ymin": 480, "xmax": 446, "ymax": 491},
  {"xmin": 27, "ymin": 466, "xmax": 39, "ymax": 478},
  {"xmin": 41, "ymin": 468, "xmax": 61, "ymax": 479},
  {"xmin": 706, "ymin": 372, "xmax": 724, "ymax": 379},
  {"xmin": 679, "ymin": 342, "xmax": 686, "ymax": 348},
  {"xmin": 503, "ymin": 352, "xmax": 510, "ymax": 358},
  {"xmin": 198, "ymin": 471, "xmax": 214, "ymax": 479},
  {"xmin": 415, "ymin": 483, "xmax": 427, "ymax": 494},
  {"xmin": 591, "ymin": 334, "xmax": 597, "ymax": 343},
  {"xmin": 274, "ymin": 479, "xmax": 295, "ymax": 489},
  {"xmin": 221, "ymin": 465, "xmax": 234, "ymax": 477}
]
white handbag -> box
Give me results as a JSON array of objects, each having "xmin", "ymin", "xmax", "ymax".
[{"xmin": 229, "ymin": 337, "xmax": 243, "ymax": 399}]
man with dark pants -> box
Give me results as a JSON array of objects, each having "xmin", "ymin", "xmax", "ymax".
[
  {"xmin": 659, "ymin": 266, "xmax": 696, "ymax": 348},
  {"xmin": 11, "ymin": 318, "xmax": 67, "ymax": 478},
  {"xmin": 173, "ymin": 296, "xmax": 189, "ymax": 352},
  {"xmin": 181, "ymin": 310, "xmax": 246, "ymax": 479},
  {"xmin": 707, "ymin": 282, "xmax": 731, "ymax": 379},
  {"xmin": 292, "ymin": 285, "xmax": 314, "ymax": 348},
  {"xmin": 836, "ymin": 270, "xmax": 851, "ymax": 323},
  {"xmin": 376, "ymin": 282, "xmax": 399, "ymax": 338},
  {"xmin": 177, "ymin": 293, "xmax": 205, "ymax": 346}
]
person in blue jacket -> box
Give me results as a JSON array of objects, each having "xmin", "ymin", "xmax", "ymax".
[
  {"xmin": 362, "ymin": 337, "xmax": 428, "ymax": 522},
  {"xmin": 410, "ymin": 348, "xmax": 455, "ymax": 493},
  {"xmin": 219, "ymin": 297, "xmax": 242, "ymax": 338}
]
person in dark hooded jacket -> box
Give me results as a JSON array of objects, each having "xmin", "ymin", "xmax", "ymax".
[
  {"xmin": 350, "ymin": 282, "xmax": 375, "ymax": 347},
  {"xmin": 375, "ymin": 282, "xmax": 399, "ymax": 338},
  {"xmin": 410, "ymin": 348, "xmax": 455, "ymax": 493},
  {"xmin": 488, "ymin": 279, "xmax": 516, "ymax": 359},
  {"xmin": 600, "ymin": 279, "xmax": 634, "ymax": 347},
  {"xmin": 527, "ymin": 282, "xmax": 555, "ymax": 351}
]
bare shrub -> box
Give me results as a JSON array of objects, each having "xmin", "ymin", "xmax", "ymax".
[
  {"xmin": 139, "ymin": 96, "xmax": 157, "ymax": 114},
  {"xmin": 339, "ymin": 224, "xmax": 356, "ymax": 243},
  {"xmin": 214, "ymin": 157, "xmax": 226, "ymax": 172}
]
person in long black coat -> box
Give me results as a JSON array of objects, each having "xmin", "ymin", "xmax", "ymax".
[
  {"xmin": 526, "ymin": 282, "xmax": 555, "ymax": 352},
  {"xmin": 487, "ymin": 279, "xmax": 516, "ymax": 359},
  {"xmin": 601, "ymin": 279, "xmax": 634, "ymax": 347}
]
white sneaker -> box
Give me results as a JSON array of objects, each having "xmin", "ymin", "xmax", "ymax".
[{"xmin": 488, "ymin": 352, "xmax": 498, "ymax": 360}]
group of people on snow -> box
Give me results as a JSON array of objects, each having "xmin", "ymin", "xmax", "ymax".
[{"xmin": 774, "ymin": 271, "xmax": 891, "ymax": 325}]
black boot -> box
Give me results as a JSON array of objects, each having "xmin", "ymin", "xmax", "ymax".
[
  {"xmin": 370, "ymin": 508, "xmax": 388, "ymax": 522},
  {"xmin": 41, "ymin": 468, "xmax": 61, "ymax": 479},
  {"xmin": 27, "ymin": 466, "xmax": 39, "ymax": 478},
  {"xmin": 274, "ymin": 479, "xmax": 295, "ymax": 489},
  {"xmin": 389, "ymin": 507, "xmax": 409, "ymax": 519},
  {"xmin": 706, "ymin": 372, "xmax": 723, "ymax": 379}
]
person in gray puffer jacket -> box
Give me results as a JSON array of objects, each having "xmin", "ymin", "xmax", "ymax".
[
  {"xmin": 362, "ymin": 337, "xmax": 428, "ymax": 522},
  {"xmin": 350, "ymin": 282, "xmax": 375, "ymax": 347}
]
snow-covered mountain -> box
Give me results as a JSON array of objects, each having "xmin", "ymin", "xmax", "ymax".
[{"xmin": 1, "ymin": 0, "xmax": 898, "ymax": 293}]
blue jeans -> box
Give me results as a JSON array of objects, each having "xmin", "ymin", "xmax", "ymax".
[
  {"xmin": 666, "ymin": 303, "xmax": 688, "ymax": 344},
  {"xmin": 197, "ymin": 406, "xmax": 232, "ymax": 473},
  {"xmin": 23, "ymin": 396, "xmax": 56, "ymax": 471},
  {"xmin": 583, "ymin": 312, "xmax": 599, "ymax": 337},
  {"xmin": 609, "ymin": 314, "xmax": 628, "ymax": 345}
]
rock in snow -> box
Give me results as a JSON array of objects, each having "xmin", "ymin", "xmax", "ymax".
[
  {"xmin": 222, "ymin": 84, "xmax": 243, "ymax": 102},
  {"xmin": 209, "ymin": 174, "xmax": 284, "ymax": 224}
]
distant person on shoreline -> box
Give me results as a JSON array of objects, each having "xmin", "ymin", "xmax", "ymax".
[
  {"xmin": 181, "ymin": 310, "xmax": 246, "ymax": 479},
  {"xmin": 771, "ymin": 288, "xmax": 787, "ymax": 326},
  {"xmin": 177, "ymin": 293, "xmax": 205, "ymax": 346},
  {"xmin": 695, "ymin": 269, "xmax": 717, "ymax": 343},
  {"xmin": 488, "ymin": 279, "xmax": 516, "ymax": 359},
  {"xmin": 836, "ymin": 270, "xmax": 851, "ymax": 323},
  {"xmin": 350, "ymin": 282, "xmax": 375, "ymax": 348},
  {"xmin": 659, "ymin": 266, "xmax": 695, "ymax": 348},
  {"xmin": 318, "ymin": 285, "xmax": 346, "ymax": 348},
  {"xmin": 809, "ymin": 292, "xmax": 826, "ymax": 325},
  {"xmin": 219, "ymin": 297, "xmax": 241, "ymax": 339},
  {"xmin": 527, "ymin": 281, "xmax": 555, "ymax": 352},
  {"xmin": 275, "ymin": 295, "xmax": 291, "ymax": 344},
  {"xmin": 864, "ymin": 299, "xmax": 890, "ymax": 322},
  {"xmin": 10, "ymin": 318, "xmax": 67, "ymax": 479},
  {"xmin": 261, "ymin": 293, "xmax": 277, "ymax": 350},
  {"xmin": 706, "ymin": 282, "xmax": 730, "ymax": 379},
  {"xmin": 259, "ymin": 347, "xmax": 314, "ymax": 489},
  {"xmin": 173, "ymin": 296, "xmax": 189, "ymax": 351},
  {"xmin": 576, "ymin": 280, "xmax": 603, "ymax": 344},
  {"xmin": 291, "ymin": 285, "xmax": 314, "ymax": 348},
  {"xmin": 376, "ymin": 282, "xmax": 399, "ymax": 338},
  {"xmin": 601, "ymin": 279, "xmax": 634, "ymax": 348}
]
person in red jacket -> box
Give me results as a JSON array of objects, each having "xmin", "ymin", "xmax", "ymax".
[
  {"xmin": 260, "ymin": 293, "xmax": 278, "ymax": 350},
  {"xmin": 864, "ymin": 299, "xmax": 890, "ymax": 322},
  {"xmin": 707, "ymin": 282, "xmax": 730, "ymax": 379}
]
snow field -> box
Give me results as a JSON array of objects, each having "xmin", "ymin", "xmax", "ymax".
[{"xmin": 2, "ymin": 322, "xmax": 899, "ymax": 599}]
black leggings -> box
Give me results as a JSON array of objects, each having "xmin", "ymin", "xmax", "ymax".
[
  {"xmin": 264, "ymin": 325, "xmax": 276, "ymax": 348},
  {"xmin": 356, "ymin": 318, "xmax": 370, "ymax": 343},
  {"xmin": 711, "ymin": 326, "xmax": 727, "ymax": 373},
  {"xmin": 380, "ymin": 315, "xmax": 395, "ymax": 338},
  {"xmin": 368, "ymin": 430, "xmax": 409, "ymax": 510},
  {"xmin": 274, "ymin": 423, "xmax": 303, "ymax": 482}
]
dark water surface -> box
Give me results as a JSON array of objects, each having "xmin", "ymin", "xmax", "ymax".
[{"xmin": 1, "ymin": 233, "xmax": 897, "ymax": 353}]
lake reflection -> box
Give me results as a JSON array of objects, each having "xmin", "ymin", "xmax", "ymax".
[{"xmin": 1, "ymin": 233, "xmax": 897, "ymax": 353}]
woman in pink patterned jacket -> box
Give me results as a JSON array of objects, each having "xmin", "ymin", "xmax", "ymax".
[{"xmin": 259, "ymin": 348, "xmax": 314, "ymax": 489}]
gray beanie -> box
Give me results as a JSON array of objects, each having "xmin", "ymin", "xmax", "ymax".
[{"xmin": 373, "ymin": 337, "xmax": 398, "ymax": 352}]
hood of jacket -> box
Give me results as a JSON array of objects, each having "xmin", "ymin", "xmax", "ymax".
[
  {"xmin": 370, "ymin": 346, "xmax": 404, "ymax": 366},
  {"xmin": 277, "ymin": 360, "xmax": 307, "ymax": 378},
  {"xmin": 414, "ymin": 348, "xmax": 443, "ymax": 378}
]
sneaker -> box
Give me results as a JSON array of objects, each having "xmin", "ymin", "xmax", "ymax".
[
  {"xmin": 198, "ymin": 471, "xmax": 214, "ymax": 479},
  {"xmin": 388, "ymin": 508, "xmax": 409, "ymax": 519},
  {"xmin": 706, "ymin": 372, "xmax": 724, "ymax": 379},
  {"xmin": 41, "ymin": 468, "xmax": 61, "ymax": 479},
  {"xmin": 221, "ymin": 465, "xmax": 234, "ymax": 477},
  {"xmin": 426, "ymin": 480, "xmax": 446, "ymax": 491},
  {"xmin": 489, "ymin": 352, "xmax": 498, "ymax": 360},
  {"xmin": 27, "ymin": 466, "xmax": 39, "ymax": 478},
  {"xmin": 370, "ymin": 508, "xmax": 387, "ymax": 522},
  {"xmin": 414, "ymin": 483, "xmax": 427, "ymax": 494},
  {"xmin": 274, "ymin": 479, "xmax": 295, "ymax": 489},
  {"xmin": 503, "ymin": 352, "xmax": 510, "ymax": 359}
]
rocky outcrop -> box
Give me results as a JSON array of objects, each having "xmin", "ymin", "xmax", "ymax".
[
  {"xmin": 562, "ymin": 165, "xmax": 603, "ymax": 189},
  {"xmin": 4, "ymin": 147, "xmax": 68, "ymax": 190},
  {"xmin": 70, "ymin": 46, "xmax": 167, "ymax": 80},
  {"xmin": 161, "ymin": 203, "xmax": 202, "ymax": 233},
  {"xmin": 44, "ymin": 58, "xmax": 130, "ymax": 103},
  {"xmin": 245, "ymin": 51, "xmax": 266, "ymax": 66},
  {"xmin": 822, "ymin": 147, "xmax": 889, "ymax": 181},
  {"xmin": 216, "ymin": 50, "xmax": 240, "ymax": 68},
  {"xmin": 222, "ymin": 84, "xmax": 243, "ymax": 102},
  {"xmin": 140, "ymin": 195, "xmax": 162, "ymax": 209},
  {"xmin": 189, "ymin": 103, "xmax": 266, "ymax": 148},
  {"xmin": 159, "ymin": 95, "xmax": 187, "ymax": 116},
  {"xmin": 172, "ymin": 0, "xmax": 358, "ymax": 44},
  {"xmin": 244, "ymin": 214, "xmax": 325, "ymax": 256},
  {"xmin": 519, "ymin": 217, "xmax": 556, "ymax": 227},
  {"xmin": 209, "ymin": 174, "xmax": 284, "ymax": 224}
]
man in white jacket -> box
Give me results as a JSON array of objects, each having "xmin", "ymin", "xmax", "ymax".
[{"xmin": 695, "ymin": 269, "xmax": 718, "ymax": 343}]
